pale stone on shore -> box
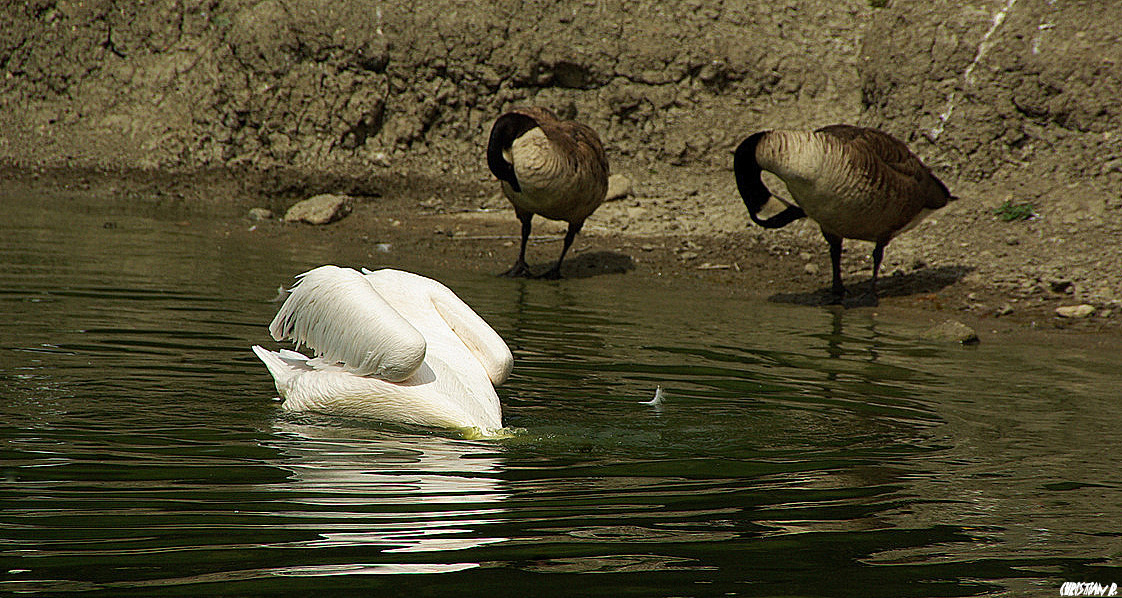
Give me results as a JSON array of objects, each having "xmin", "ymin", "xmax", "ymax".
[
  {"xmin": 606, "ymin": 174, "xmax": 632, "ymax": 201},
  {"xmin": 1056, "ymin": 304, "xmax": 1095, "ymax": 318},
  {"xmin": 284, "ymin": 194, "xmax": 352, "ymax": 225},
  {"xmin": 248, "ymin": 207, "xmax": 273, "ymax": 220},
  {"xmin": 921, "ymin": 320, "xmax": 980, "ymax": 345}
]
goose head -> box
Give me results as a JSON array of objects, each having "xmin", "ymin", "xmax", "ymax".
[
  {"xmin": 487, "ymin": 109, "xmax": 551, "ymax": 193},
  {"xmin": 734, "ymin": 131, "xmax": 773, "ymax": 220},
  {"xmin": 734, "ymin": 131, "xmax": 806, "ymax": 230}
]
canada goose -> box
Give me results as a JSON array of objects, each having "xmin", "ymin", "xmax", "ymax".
[
  {"xmin": 734, "ymin": 124, "xmax": 954, "ymax": 304},
  {"xmin": 487, "ymin": 106, "xmax": 609, "ymax": 279},
  {"xmin": 252, "ymin": 265, "xmax": 514, "ymax": 436}
]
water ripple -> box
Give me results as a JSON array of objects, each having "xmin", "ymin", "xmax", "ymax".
[{"xmin": 3, "ymin": 191, "xmax": 1122, "ymax": 595}]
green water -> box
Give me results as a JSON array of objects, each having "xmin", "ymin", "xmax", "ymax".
[{"xmin": 1, "ymin": 187, "xmax": 1120, "ymax": 597}]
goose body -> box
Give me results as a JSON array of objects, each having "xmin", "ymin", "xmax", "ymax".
[
  {"xmin": 487, "ymin": 106, "xmax": 609, "ymax": 279},
  {"xmin": 253, "ymin": 266, "xmax": 513, "ymax": 435},
  {"xmin": 734, "ymin": 124, "xmax": 953, "ymax": 303}
]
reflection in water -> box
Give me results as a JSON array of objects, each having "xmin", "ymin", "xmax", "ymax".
[
  {"xmin": 3, "ymin": 187, "xmax": 1122, "ymax": 595},
  {"xmin": 262, "ymin": 421, "xmax": 509, "ymax": 564}
]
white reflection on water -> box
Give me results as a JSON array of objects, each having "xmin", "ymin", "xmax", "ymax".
[
  {"xmin": 261, "ymin": 420, "xmax": 509, "ymax": 557},
  {"xmin": 270, "ymin": 562, "xmax": 480, "ymax": 576},
  {"xmin": 72, "ymin": 563, "xmax": 483, "ymax": 592}
]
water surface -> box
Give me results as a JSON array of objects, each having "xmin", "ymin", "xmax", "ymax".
[{"xmin": 2, "ymin": 188, "xmax": 1120, "ymax": 596}]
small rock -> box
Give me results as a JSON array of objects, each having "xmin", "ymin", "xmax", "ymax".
[
  {"xmin": 248, "ymin": 207, "xmax": 273, "ymax": 220},
  {"xmin": 606, "ymin": 174, "xmax": 633, "ymax": 201},
  {"xmin": 1055, "ymin": 304, "xmax": 1095, "ymax": 318},
  {"xmin": 803, "ymin": 263, "xmax": 820, "ymax": 275},
  {"xmin": 284, "ymin": 194, "xmax": 353, "ymax": 225},
  {"xmin": 1103, "ymin": 156, "xmax": 1122, "ymax": 174},
  {"xmin": 625, "ymin": 206, "xmax": 647, "ymax": 220},
  {"xmin": 1049, "ymin": 279, "xmax": 1074, "ymax": 294},
  {"xmin": 996, "ymin": 303, "xmax": 1015, "ymax": 317},
  {"xmin": 921, "ymin": 320, "xmax": 980, "ymax": 345}
]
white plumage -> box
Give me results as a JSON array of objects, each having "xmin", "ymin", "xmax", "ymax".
[
  {"xmin": 268, "ymin": 266, "xmax": 426, "ymax": 381},
  {"xmin": 253, "ymin": 266, "xmax": 514, "ymax": 435}
]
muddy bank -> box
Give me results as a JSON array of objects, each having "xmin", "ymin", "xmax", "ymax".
[
  {"xmin": 4, "ymin": 166, "xmax": 1118, "ymax": 338},
  {"xmin": 0, "ymin": 0, "xmax": 868, "ymax": 173},
  {"xmin": 1, "ymin": 1, "xmax": 1120, "ymax": 333},
  {"xmin": 2, "ymin": 1, "xmax": 1117, "ymax": 183}
]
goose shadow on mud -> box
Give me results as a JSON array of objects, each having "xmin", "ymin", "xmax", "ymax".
[
  {"xmin": 555, "ymin": 251, "xmax": 636, "ymax": 279},
  {"xmin": 768, "ymin": 265, "xmax": 974, "ymax": 308}
]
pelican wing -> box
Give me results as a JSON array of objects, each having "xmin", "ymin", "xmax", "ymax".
[
  {"xmin": 269, "ymin": 265, "xmax": 426, "ymax": 381},
  {"xmin": 430, "ymin": 291, "xmax": 514, "ymax": 386},
  {"xmin": 362, "ymin": 267, "xmax": 513, "ymax": 386}
]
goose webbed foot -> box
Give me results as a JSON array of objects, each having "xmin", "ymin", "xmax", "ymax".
[
  {"xmin": 825, "ymin": 279, "xmax": 847, "ymax": 305},
  {"xmin": 848, "ymin": 291, "xmax": 879, "ymax": 308},
  {"xmin": 534, "ymin": 264, "xmax": 564, "ymax": 280},
  {"xmin": 500, "ymin": 261, "xmax": 534, "ymax": 278},
  {"xmin": 850, "ymin": 277, "xmax": 881, "ymax": 307}
]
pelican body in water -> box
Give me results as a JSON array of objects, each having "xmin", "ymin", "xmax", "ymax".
[
  {"xmin": 487, "ymin": 106, "xmax": 609, "ymax": 279},
  {"xmin": 734, "ymin": 124, "xmax": 954, "ymax": 304},
  {"xmin": 252, "ymin": 266, "xmax": 513, "ymax": 435}
]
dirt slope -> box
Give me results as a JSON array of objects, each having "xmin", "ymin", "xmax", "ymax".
[{"xmin": 1, "ymin": 0, "xmax": 1119, "ymax": 330}]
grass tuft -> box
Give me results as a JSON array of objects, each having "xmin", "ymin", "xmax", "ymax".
[{"xmin": 994, "ymin": 200, "xmax": 1036, "ymax": 222}]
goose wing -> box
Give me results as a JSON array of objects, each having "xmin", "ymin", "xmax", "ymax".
[
  {"xmin": 539, "ymin": 117, "xmax": 610, "ymax": 185},
  {"xmin": 817, "ymin": 125, "xmax": 952, "ymax": 210},
  {"xmin": 268, "ymin": 265, "xmax": 426, "ymax": 381}
]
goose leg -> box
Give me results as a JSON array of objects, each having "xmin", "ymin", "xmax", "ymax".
[
  {"xmin": 538, "ymin": 221, "xmax": 582, "ymax": 280},
  {"xmin": 850, "ymin": 239, "xmax": 887, "ymax": 307},
  {"xmin": 501, "ymin": 211, "xmax": 535, "ymax": 278},
  {"xmin": 823, "ymin": 231, "xmax": 845, "ymax": 304},
  {"xmin": 868, "ymin": 239, "xmax": 887, "ymax": 302}
]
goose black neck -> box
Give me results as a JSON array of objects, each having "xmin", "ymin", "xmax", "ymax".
[
  {"xmin": 487, "ymin": 112, "xmax": 540, "ymax": 193},
  {"xmin": 734, "ymin": 132, "xmax": 773, "ymax": 215},
  {"xmin": 734, "ymin": 132, "xmax": 806, "ymax": 229}
]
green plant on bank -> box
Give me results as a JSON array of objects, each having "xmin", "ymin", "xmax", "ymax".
[{"xmin": 994, "ymin": 199, "xmax": 1036, "ymax": 222}]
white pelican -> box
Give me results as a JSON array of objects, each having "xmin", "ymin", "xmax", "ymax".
[
  {"xmin": 487, "ymin": 106, "xmax": 609, "ymax": 279},
  {"xmin": 734, "ymin": 124, "xmax": 955, "ymax": 304},
  {"xmin": 252, "ymin": 266, "xmax": 514, "ymax": 435}
]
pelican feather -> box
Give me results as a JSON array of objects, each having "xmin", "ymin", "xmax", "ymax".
[
  {"xmin": 268, "ymin": 265, "xmax": 426, "ymax": 381},
  {"xmin": 255, "ymin": 266, "xmax": 513, "ymax": 435}
]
